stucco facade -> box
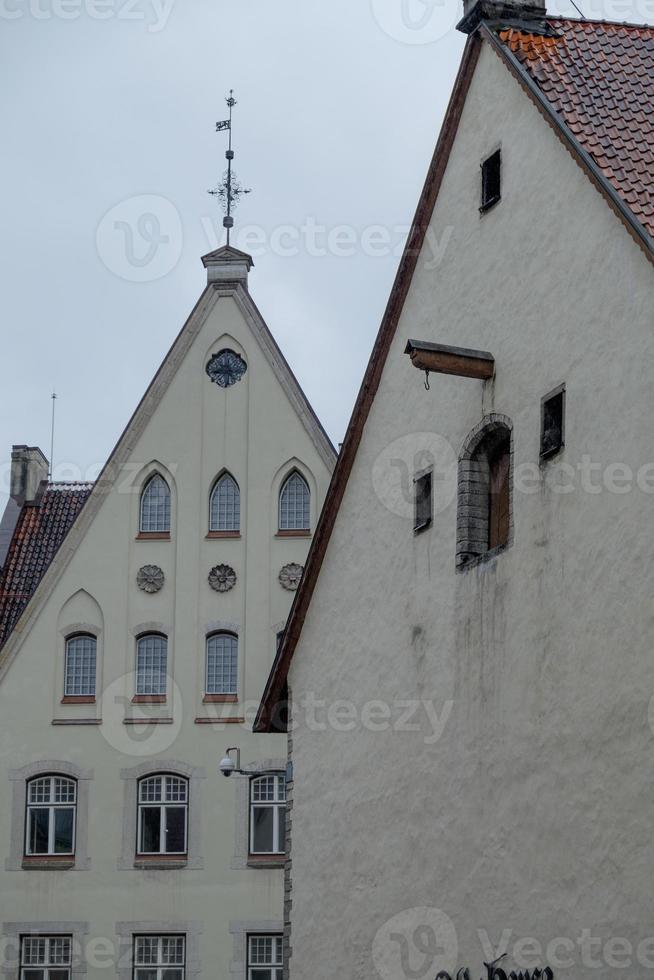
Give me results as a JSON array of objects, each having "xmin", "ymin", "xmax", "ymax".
[
  {"xmin": 0, "ymin": 254, "xmax": 334, "ymax": 978},
  {"xmin": 282, "ymin": 33, "xmax": 654, "ymax": 980}
]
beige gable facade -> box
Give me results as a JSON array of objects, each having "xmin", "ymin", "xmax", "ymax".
[
  {"xmin": 268, "ymin": 28, "xmax": 654, "ymax": 980},
  {"xmin": 0, "ymin": 253, "xmax": 334, "ymax": 979}
]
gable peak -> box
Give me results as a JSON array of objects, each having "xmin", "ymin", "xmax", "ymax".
[{"xmin": 201, "ymin": 246, "xmax": 254, "ymax": 287}]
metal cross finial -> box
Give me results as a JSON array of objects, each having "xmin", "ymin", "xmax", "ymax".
[{"xmin": 208, "ymin": 89, "xmax": 251, "ymax": 246}]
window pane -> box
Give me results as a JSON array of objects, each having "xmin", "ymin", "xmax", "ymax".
[
  {"xmin": 49, "ymin": 938, "xmax": 71, "ymax": 964},
  {"xmin": 210, "ymin": 474, "xmax": 240, "ymax": 531},
  {"xmin": 164, "ymin": 808, "xmax": 186, "ymax": 853},
  {"xmin": 22, "ymin": 938, "xmax": 47, "ymax": 964},
  {"xmin": 135, "ymin": 937, "xmax": 158, "ymax": 964},
  {"xmin": 276, "ymin": 807, "xmax": 286, "ymax": 854},
  {"xmin": 64, "ymin": 636, "xmax": 97, "ymax": 696},
  {"xmin": 140, "ymin": 807, "xmax": 161, "ymax": 853},
  {"xmin": 53, "ymin": 778, "xmax": 76, "ymax": 804},
  {"xmin": 53, "ymin": 808, "xmax": 74, "ymax": 853},
  {"xmin": 279, "ymin": 473, "xmax": 310, "ymax": 530},
  {"xmin": 22, "ymin": 971, "xmax": 45, "ymax": 980},
  {"xmin": 162, "ymin": 971, "xmax": 184, "ymax": 980},
  {"xmin": 49, "ymin": 971, "xmax": 70, "ymax": 980},
  {"xmin": 206, "ymin": 634, "xmax": 237, "ymax": 694},
  {"xmin": 251, "ymin": 970, "xmax": 273, "ymax": 980},
  {"xmin": 136, "ymin": 636, "xmax": 168, "ymax": 695},
  {"xmin": 252, "ymin": 806, "xmax": 274, "ymax": 852},
  {"xmin": 28, "ymin": 778, "xmax": 52, "ymax": 804},
  {"xmin": 134, "ymin": 971, "xmax": 158, "ymax": 980},
  {"xmin": 164, "ymin": 777, "xmax": 187, "ymax": 803},
  {"xmin": 140, "ymin": 475, "xmax": 171, "ymax": 533},
  {"xmin": 161, "ymin": 937, "xmax": 185, "ymax": 964},
  {"xmin": 28, "ymin": 808, "xmax": 50, "ymax": 854},
  {"xmin": 139, "ymin": 776, "xmax": 162, "ymax": 803}
]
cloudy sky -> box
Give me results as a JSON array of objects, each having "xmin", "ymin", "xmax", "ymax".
[{"xmin": 1, "ymin": 0, "xmax": 601, "ymax": 509}]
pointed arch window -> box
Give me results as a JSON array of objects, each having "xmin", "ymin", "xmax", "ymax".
[
  {"xmin": 205, "ymin": 632, "xmax": 238, "ymax": 696},
  {"xmin": 210, "ymin": 473, "xmax": 240, "ymax": 532},
  {"xmin": 279, "ymin": 472, "xmax": 310, "ymax": 531},
  {"xmin": 140, "ymin": 474, "xmax": 171, "ymax": 533}
]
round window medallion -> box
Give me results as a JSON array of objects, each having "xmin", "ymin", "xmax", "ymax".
[
  {"xmin": 206, "ymin": 349, "xmax": 247, "ymax": 388},
  {"xmin": 209, "ymin": 564, "xmax": 237, "ymax": 593},
  {"xmin": 137, "ymin": 564, "xmax": 165, "ymax": 594},
  {"xmin": 279, "ymin": 562, "xmax": 304, "ymax": 591}
]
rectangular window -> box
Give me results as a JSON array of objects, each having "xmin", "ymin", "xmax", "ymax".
[
  {"xmin": 247, "ymin": 935, "xmax": 283, "ymax": 980},
  {"xmin": 137, "ymin": 775, "xmax": 188, "ymax": 855},
  {"xmin": 136, "ymin": 635, "xmax": 168, "ymax": 696},
  {"xmin": 21, "ymin": 935, "xmax": 72, "ymax": 980},
  {"xmin": 250, "ymin": 775, "xmax": 286, "ymax": 855},
  {"xmin": 541, "ymin": 384, "xmax": 565, "ymax": 460},
  {"xmin": 64, "ymin": 635, "xmax": 97, "ymax": 697},
  {"xmin": 26, "ymin": 776, "xmax": 76, "ymax": 856},
  {"xmin": 481, "ymin": 149, "xmax": 501, "ymax": 212},
  {"xmin": 133, "ymin": 935, "xmax": 185, "ymax": 980},
  {"xmin": 414, "ymin": 470, "xmax": 432, "ymax": 533}
]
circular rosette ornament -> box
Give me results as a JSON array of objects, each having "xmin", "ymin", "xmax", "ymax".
[
  {"xmin": 136, "ymin": 565, "xmax": 165, "ymax": 594},
  {"xmin": 206, "ymin": 349, "xmax": 247, "ymax": 388},
  {"xmin": 208, "ymin": 564, "xmax": 237, "ymax": 593},
  {"xmin": 279, "ymin": 562, "xmax": 304, "ymax": 591}
]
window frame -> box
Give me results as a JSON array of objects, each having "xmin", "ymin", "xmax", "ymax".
[
  {"xmin": 209, "ymin": 472, "xmax": 241, "ymax": 532},
  {"xmin": 278, "ymin": 471, "xmax": 310, "ymax": 532},
  {"xmin": 133, "ymin": 934, "xmax": 186, "ymax": 980},
  {"xmin": 135, "ymin": 633, "xmax": 168, "ymax": 698},
  {"xmin": 205, "ymin": 631, "xmax": 238, "ymax": 697},
  {"xmin": 136, "ymin": 774, "xmax": 189, "ymax": 857},
  {"xmin": 413, "ymin": 467, "xmax": 433, "ymax": 534},
  {"xmin": 249, "ymin": 774, "xmax": 286, "ymax": 857},
  {"xmin": 139, "ymin": 474, "xmax": 171, "ymax": 534},
  {"xmin": 24, "ymin": 775, "xmax": 77, "ymax": 858},
  {"xmin": 20, "ymin": 934, "xmax": 73, "ymax": 980},
  {"xmin": 480, "ymin": 148, "xmax": 501, "ymax": 213},
  {"xmin": 63, "ymin": 633, "xmax": 97, "ymax": 699},
  {"xmin": 540, "ymin": 383, "xmax": 566, "ymax": 461},
  {"xmin": 247, "ymin": 934, "xmax": 283, "ymax": 980}
]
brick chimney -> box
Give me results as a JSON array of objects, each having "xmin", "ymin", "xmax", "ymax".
[
  {"xmin": 10, "ymin": 445, "xmax": 49, "ymax": 505},
  {"xmin": 457, "ymin": 0, "xmax": 546, "ymax": 33}
]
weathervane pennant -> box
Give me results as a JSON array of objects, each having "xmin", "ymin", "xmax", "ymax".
[{"xmin": 216, "ymin": 120, "xmax": 230, "ymax": 132}]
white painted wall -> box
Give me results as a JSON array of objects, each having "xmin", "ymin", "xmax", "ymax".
[
  {"xmin": 288, "ymin": 38, "xmax": 654, "ymax": 980},
  {"xmin": 0, "ymin": 280, "xmax": 333, "ymax": 979}
]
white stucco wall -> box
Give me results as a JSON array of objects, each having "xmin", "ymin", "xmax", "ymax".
[
  {"xmin": 288, "ymin": 38, "xmax": 654, "ymax": 980},
  {"xmin": 0, "ymin": 282, "xmax": 333, "ymax": 978}
]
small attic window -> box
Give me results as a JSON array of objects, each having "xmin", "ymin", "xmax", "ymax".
[
  {"xmin": 480, "ymin": 149, "xmax": 501, "ymax": 212},
  {"xmin": 414, "ymin": 469, "xmax": 433, "ymax": 534},
  {"xmin": 541, "ymin": 384, "xmax": 566, "ymax": 460}
]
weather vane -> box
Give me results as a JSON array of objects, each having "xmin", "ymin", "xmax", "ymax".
[{"xmin": 208, "ymin": 90, "xmax": 251, "ymax": 246}]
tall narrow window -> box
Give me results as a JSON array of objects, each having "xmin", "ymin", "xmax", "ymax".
[
  {"xmin": 279, "ymin": 472, "xmax": 310, "ymax": 531},
  {"xmin": 21, "ymin": 936, "xmax": 72, "ymax": 979},
  {"xmin": 541, "ymin": 385, "xmax": 565, "ymax": 460},
  {"xmin": 136, "ymin": 634, "xmax": 168, "ymax": 697},
  {"xmin": 414, "ymin": 469, "xmax": 433, "ymax": 533},
  {"xmin": 206, "ymin": 632, "xmax": 238, "ymax": 696},
  {"xmin": 139, "ymin": 474, "xmax": 171, "ymax": 533},
  {"xmin": 481, "ymin": 149, "xmax": 501, "ymax": 212},
  {"xmin": 137, "ymin": 775, "xmax": 188, "ymax": 855},
  {"xmin": 209, "ymin": 473, "xmax": 240, "ymax": 532},
  {"xmin": 488, "ymin": 443, "xmax": 510, "ymax": 550},
  {"xmin": 250, "ymin": 774, "xmax": 286, "ymax": 855},
  {"xmin": 457, "ymin": 417, "xmax": 512, "ymax": 568},
  {"xmin": 247, "ymin": 935, "xmax": 283, "ymax": 980},
  {"xmin": 133, "ymin": 936, "xmax": 185, "ymax": 980},
  {"xmin": 64, "ymin": 634, "xmax": 97, "ymax": 698},
  {"xmin": 25, "ymin": 776, "xmax": 76, "ymax": 856}
]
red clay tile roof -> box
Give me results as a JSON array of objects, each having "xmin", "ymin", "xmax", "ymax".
[
  {"xmin": 497, "ymin": 18, "xmax": 654, "ymax": 238},
  {"xmin": 0, "ymin": 483, "xmax": 93, "ymax": 650}
]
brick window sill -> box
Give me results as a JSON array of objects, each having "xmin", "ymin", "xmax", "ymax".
[
  {"xmin": 132, "ymin": 695, "xmax": 167, "ymax": 703},
  {"xmin": 206, "ymin": 530, "xmax": 241, "ymax": 539},
  {"xmin": 134, "ymin": 855, "xmax": 188, "ymax": 870},
  {"xmin": 202, "ymin": 694, "xmax": 238, "ymax": 703},
  {"xmin": 275, "ymin": 529, "xmax": 311, "ymax": 538},
  {"xmin": 61, "ymin": 696, "xmax": 96, "ymax": 704},
  {"xmin": 247, "ymin": 855, "xmax": 285, "ymax": 869},
  {"xmin": 22, "ymin": 856, "xmax": 75, "ymax": 870},
  {"xmin": 135, "ymin": 532, "xmax": 171, "ymax": 540}
]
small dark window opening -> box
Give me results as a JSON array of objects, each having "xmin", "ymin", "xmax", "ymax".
[
  {"xmin": 481, "ymin": 150, "xmax": 501, "ymax": 212},
  {"xmin": 541, "ymin": 385, "xmax": 565, "ymax": 460},
  {"xmin": 488, "ymin": 441, "xmax": 510, "ymax": 551},
  {"xmin": 414, "ymin": 470, "xmax": 433, "ymax": 534}
]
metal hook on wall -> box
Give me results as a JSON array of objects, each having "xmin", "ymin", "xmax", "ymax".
[{"xmin": 424, "ymin": 370, "xmax": 431, "ymax": 391}]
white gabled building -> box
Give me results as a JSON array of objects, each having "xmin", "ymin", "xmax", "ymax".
[
  {"xmin": 256, "ymin": 3, "xmax": 654, "ymax": 979},
  {"xmin": 0, "ymin": 247, "xmax": 335, "ymax": 980}
]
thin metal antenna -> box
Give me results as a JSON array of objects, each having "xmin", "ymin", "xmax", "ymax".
[
  {"xmin": 569, "ymin": 0, "xmax": 586, "ymax": 18},
  {"xmin": 48, "ymin": 391, "xmax": 57, "ymax": 482},
  {"xmin": 208, "ymin": 90, "xmax": 251, "ymax": 247}
]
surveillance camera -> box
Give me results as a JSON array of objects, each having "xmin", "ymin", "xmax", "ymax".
[{"xmin": 219, "ymin": 756, "xmax": 236, "ymax": 777}]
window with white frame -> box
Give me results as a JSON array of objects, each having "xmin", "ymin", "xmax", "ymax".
[
  {"xmin": 247, "ymin": 935, "xmax": 283, "ymax": 980},
  {"xmin": 136, "ymin": 634, "xmax": 168, "ymax": 696},
  {"xmin": 64, "ymin": 634, "xmax": 97, "ymax": 697},
  {"xmin": 25, "ymin": 776, "xmax": 76, "ymax": 856},
  {"xmin": 133, "ymin": 935, "xmax": 185, "ymax": 980},
  {"xmin": 209, "ymin": 473, "xmax": 240, "ymax": 531},
  {"xmin": 137, "ymin": 774, "xmax": 188, "ymax": 855},
  {"xmin": 139, "ymin": 474, "xmax": 171, "ymax": 533},
  {"xmin": 205, "ymin": 632, "xmax": 238, "ymax": 695},
  {"xmin": 250, "ymin": 774, "xmax": 286, "ymax": 855},
  {"xmin": 279, "ymin": 472, "xmax": 310, "ymax": 531},
  {"xmin": 20, "ymin": 935, "xmax": 72, "ymax": 979}
]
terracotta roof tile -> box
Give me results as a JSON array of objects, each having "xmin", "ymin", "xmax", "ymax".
[
  {"xmin": 0, "ymin": 483, "xmax": 93, "ymax": 649},
  {"xmin": 498, "ymin": 18, "xmax": 654, "ymax": 237}
]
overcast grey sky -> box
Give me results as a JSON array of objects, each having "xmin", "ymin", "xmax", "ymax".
[{"xmin": 1, "ymin": 0, "xmax": 612, "ymax": 511}]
